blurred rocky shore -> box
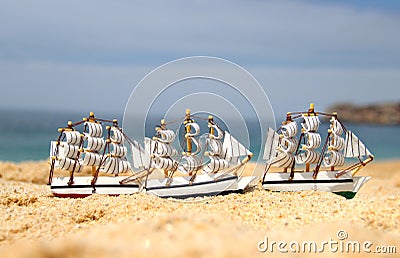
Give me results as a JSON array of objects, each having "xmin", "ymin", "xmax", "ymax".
[{"xmin": 327, "ymin": 102, "xmax": 400, "ymax": 125}]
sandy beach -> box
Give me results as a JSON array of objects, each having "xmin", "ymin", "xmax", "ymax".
[{"xmin": 0, "ymin": 160, "xmax": 399, "ymax": 257}]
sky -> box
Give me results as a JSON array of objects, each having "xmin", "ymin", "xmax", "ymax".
[{"xmin": 0, "ymin": 0, "xmax": 399, "ymax": 119}]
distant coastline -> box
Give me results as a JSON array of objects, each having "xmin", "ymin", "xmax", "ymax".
[
  {"xmin": 326, "ymin": 102, "xmax": 400, "ymax": 125},
  {"xmin": 0, "ymin": 108, "xmax": 399, "ymax": 162}
]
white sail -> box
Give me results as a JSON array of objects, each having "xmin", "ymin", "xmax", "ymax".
[
  {"xmin": 145, "ymin": 138, "xmax": 178, "ymax": 157},
  {"xmin": 155, "ymin": 129, "xmax": 176, "ymax": 143},
  {"xmin": 100, "ymin": 157, "xmax": 118, "ymax": 174},
  {"xmin": 263, "ymin": 128, "xmax": 279, "ymax": 162},
  {"xmin": 85, "ymin": 137, "xmax": 106, "ymax": 152},
  {"xmin": 301, "ymin": 116, "xmax": 320, "ymax": 132},
  {"xmin": 110, "ymin": 127, "xmax": 124, "ymax": 144},
  {"xmin": 304, "ymin": 132, "xmax": 322, "ymax": 149},
  {"xmin": 110, "ymin": 143, "xmax": 127, "ymax": 158},
  {"xmin": 63, "ymin": 131, "xmax": 82, "ymax": 146},
  {"xmin": 206, "ymin": 138, "xmax": 223, "ymax": 156},
  {"xmin": 50, "ymin": 141, "xmax": 60, "ymax": 167},
  {"xmin": 344, "ymin": 131, "xmax": 372, "ymax": 158},
  {"xmin": 190, "ymin": 137, "xmax": 201, "ymax": 155},
  {"xmin": 281, "ymin": 121, "xmax": 298, "ymax": 138},
  {"xmin": 209, "ymin": 124, "xmax": 224, "ymax": 140},
  {"xmin": 271, "ymin": 150, "xmax": 295, "ymax": 168},
  {"xmin": 203, "ymin": 126, "xmax": 229, "ymax": 173},
  {"xmin": 295, "ymin": 149, "xmax": 320, "ymax": 164},
  {"xmin": 322, "ymin": 116, "xmax": 346, "ymax": 168},
  {"xmin": 153, "ymin": 156, "xmax": 178, "ymax": 171},
  {"xmin": 144, "ymin": 136, "xmax": 179, "ymax": 171},
  {"xmin": 280, "ymin": 138, "xmax": 298, "ymax": 153},
  {"xmin": 324, "ymin": 150, "xmax": 345, "ymax": 167},
  {"xmin": 223, "ymin": 131, "xmax": 252, "ymax": 159},
  {"xmin": 119, "ymin": 160, "xmax": 131, "ymax": 173},
  {"xmin": 185, "ymin": 122, "xmax": 200, "ymax": 137},
  {"xmin": 292, "ymin": 115, "xmax": 321, "ymax": 167},
  {"xmin": 59, "ymin": 157, "xmax": 83, "ymax": 172},
  {"xmin": 329, "ymin": 134, "xmax": 345, "ymax": 151},
  {"xmin": 82, "ymin": 152, "xmax": 103, "ymax": 166},
  {"xmin": 85, "ymin": 122, "xmax": 103, "ymax": 138},
  {"xmin": 50, "ymin": 141, "xmax": 58, "ymax": 157},
  {"xmin": 331, "ymin": 118, "xmax": 344, "ymax": 135},
  {"xmin": 130, "ymin": 140, "xmax": 150, "ymax": 169},
  {"xmin": 203, "ymin": 156, "xmax": 229, "ymax": 174},
  {"xmin": 100, "ymin": 157, "xmax": 131, "ymax": 174},
  {"xmin": 179, "ymin": 155, "xmax": 202, "ymax": 174},
  {"xmin": 59, "ymin": 144, "xmax": 80, "ymax": 159},
  {"xmin": 144, "ymin": 137, "xmax": 155, "ymax": 156}
]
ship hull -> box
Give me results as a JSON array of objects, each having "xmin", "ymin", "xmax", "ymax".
[
  {"xmin": 145, "ymin": 174, "xmax": 257, "ymax": 199},
  {"xmin": 50, "ymin": 174, "xmax": 257, "ymax": 199},
  {"xmin": 50, "ymin": 176, "xmax": 140, "ymax": 198},
  {"xmin": 262, "ymin": 171, "xmax": 371, "ymax": 199}
]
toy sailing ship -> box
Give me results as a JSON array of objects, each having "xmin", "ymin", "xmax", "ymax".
[
  {"xmin": 121, "ymin": 109, "xmax": 256, "ymax": 198},
  {"xmin": 262, "ymin": 104, "xmax": 373, "ymax": 199},
  {"xmin": 48, "ymin": 110, "xmax": 256, "ymax": 198},
  {"xmin": 49, "ymin": 112, "xmax": 139, "ymax": 197}
]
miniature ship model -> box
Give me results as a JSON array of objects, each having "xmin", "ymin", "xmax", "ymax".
[
  {"xmin": 48, "ymin": 110, "xmax": 256, "ymax": 198},
  {"xmin": 49, "ymin": 112, "xmax": 139, "ymax": 197},
  {"xmin": 262, "ymin": 104, "xmax": 373, "ymax": 199},
  {"xmin": 121, "ymin": 109, "xmax": 256, "ymax": 198}
]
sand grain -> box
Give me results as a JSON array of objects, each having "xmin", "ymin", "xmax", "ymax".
[{"xmin": 0, "ymin": 160, "xmax": 399, "ymax": 257}]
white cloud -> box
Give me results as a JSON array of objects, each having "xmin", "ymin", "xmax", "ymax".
[
  {"xmin": 0, "ymin": 0, "xmax": 399, "ymax": 66},
  {"xmin": 0, "ymin": 1, "xmax": 399, "ymax": 114},
  {"xmin": 0, "ymin": 61, "xmax": 398, "ymax": 116}
]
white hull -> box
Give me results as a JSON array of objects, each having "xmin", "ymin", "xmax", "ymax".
[
  {"xmin": 146, "ymin": 174, "xmax": 257, "ymax": 198},
  {"xmin": 50, "ymin": 176, "xmax": 140, "ymax": 197},
  {"xmin": 50, "ymin": 173, "xmax": 257, "ymax": 199},
  {"xmin": 262, "ymin": 171, "xmax": 371, "ymax": 198}
]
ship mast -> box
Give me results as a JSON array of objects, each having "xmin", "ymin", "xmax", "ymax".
[
  {"xmin": 202, "ymin": 116, "xmax": 230, "ymax": 174},
  {"xmin": 313, "ymin": 112, "xmax": 343, "ymax": 178},
  {"xmin": 282, "ymin": 113, "xmax": 293, "ymax": 173},
  {"xmin": 155, "ymin": 119, "xmax": 169, "ymax": 177},
  {"xmin": 91, "ymin": 118, "xmax": 131, "ymax": 185},
  {"xmin": 184, "ymin": 109, "xmax": 193, "ymax": 156},
  {"xmin": 49, "ymin": 120, "xmax": 84, "ymax": 185},
  {"xmin": 293, "ymin": 103, "xmax": 322, "ymax": 177},
  {"xmin": 87, "ymin": 112, "xmax": 98, "ymax": 178},
  {"xmin": 264, "ymin": 113, "xmax": 298, "ymax": 180},
  {"xmin": 306, "ymin": 103, "xmax": 315, "ymax": 172},
  {"xmin": 330, "ymin": 112, "xmax": 339, "ymax": 172},
  {"xmin": 209, "ymin": 115, "xmax": 214, "ymax": 136}
]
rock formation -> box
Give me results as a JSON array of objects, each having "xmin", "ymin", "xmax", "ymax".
[{"xmin": 326, "ymin": 102, "xmax": 400, "ymax": 125}]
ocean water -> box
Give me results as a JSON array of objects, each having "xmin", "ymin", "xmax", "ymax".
[{"xmin": 0, "ymin": 109, "xmax": 399, "ymax": 162}]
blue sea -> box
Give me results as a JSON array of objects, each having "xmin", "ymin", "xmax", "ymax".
[{"xmin": 0, "ymin": 109, "xmax": 399, "ymax": 162}]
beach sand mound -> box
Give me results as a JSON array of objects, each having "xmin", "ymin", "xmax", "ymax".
[
  {"xmin": 2, "ymin": 211, "xmax": 398, "ymax": 258},
  {"xmin": 0, "ymin": 160, "xmax": 399, "ymax": 257}
]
